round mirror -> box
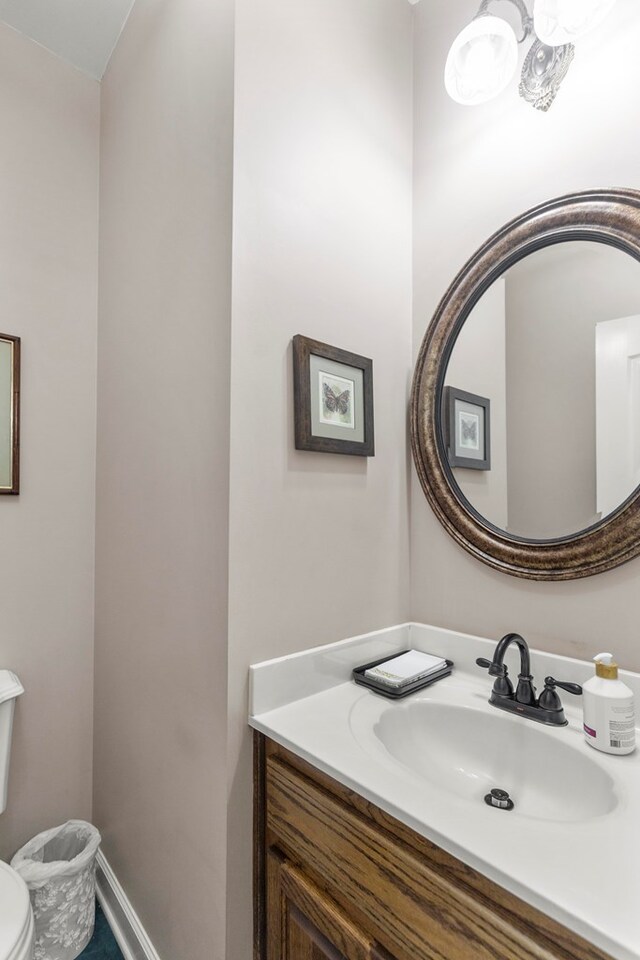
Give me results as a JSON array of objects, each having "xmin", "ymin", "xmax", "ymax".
[{"xmin": 412, "ymin": 190, "xmax": 640, "ymax": 580}]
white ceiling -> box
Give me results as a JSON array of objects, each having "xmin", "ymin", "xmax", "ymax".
[
  {"xmin": 0, "ymin": 0, "xmax": 421, "ymax": 78},
  {"xmin": 0, "ymin": 0, "xmax": 136, "ymax": 80}
]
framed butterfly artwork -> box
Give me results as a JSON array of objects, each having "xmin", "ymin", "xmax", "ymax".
[
  {"xmin": 444, "ymin": 386, "xmax": 490, "ymax": 471},
  {"xmin": 292, "ymin": 335, "xmax": 374, "ymax": 456}
]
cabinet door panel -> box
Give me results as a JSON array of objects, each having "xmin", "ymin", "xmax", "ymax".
[
  {"xmin": 267, "ymin": 849, "xmax": 391, "ymax": 960},
  {"xmin": 287, "ymin": 904, "xmax": 346, "ymax": 960}
]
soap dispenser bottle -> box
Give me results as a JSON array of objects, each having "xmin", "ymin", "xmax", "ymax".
[{"xmin": 582, "ymin": 653, "xmax": 635, "ymax": 755}]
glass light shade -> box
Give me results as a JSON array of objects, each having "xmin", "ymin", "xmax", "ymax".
[
  {"xmin": 445, "ymin": 15, "xmax": 519, "ymax": 106},
  {"xmin": 533, "ymin": 0, "xmax": 617, "ymax": 46}
]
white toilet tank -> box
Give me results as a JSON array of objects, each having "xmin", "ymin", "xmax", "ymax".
[{"xmin": 0, "ymin": 671, "xmax": 24, "ymax": 815}]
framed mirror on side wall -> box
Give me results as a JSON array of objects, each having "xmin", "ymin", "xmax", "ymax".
[
  {"xmin": 0, "ymin": 334, "xmax": 20, "ymax": 495},
  {"xmin": 411, "ymin": 189, "xmax": 640, "ymax": 581}
]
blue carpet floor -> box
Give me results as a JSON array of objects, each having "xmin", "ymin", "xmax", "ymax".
[{"xmin": 79, "ymin": 902, "xmax": 124, "ymax": 960}]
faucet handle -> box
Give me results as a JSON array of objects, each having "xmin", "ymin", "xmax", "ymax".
[
  {"xmin": 476, "ymin": 657, "xmax": 506, "ymax": 677},
  {"xmin": 538, "ymin": 676, "xmax": 582, "ymax": 716},
  {"xmin": 476, "ymin": 657, "xmax": 514, "ymax": 699},
  {"xmin": 544, "ymin": 676, "xmax": 583, "ymax": 696}
]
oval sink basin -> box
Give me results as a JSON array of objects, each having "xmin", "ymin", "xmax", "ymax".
[{"xmin": 374, "ymin": 701, "xmax": 617, "ymax": 822}]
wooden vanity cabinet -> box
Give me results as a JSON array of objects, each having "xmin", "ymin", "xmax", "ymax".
[{"xmin": 255, "ymin": 734, "xmax": 613, "ymax": 960}]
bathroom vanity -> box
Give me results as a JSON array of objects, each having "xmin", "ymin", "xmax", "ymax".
[
  {"xmin": 256, "ymin": 736, "xmax": 609, "ymax": 960},
  {"xmin": 250, "ymin": 624, "xmax": 640, "ymax": 960}
]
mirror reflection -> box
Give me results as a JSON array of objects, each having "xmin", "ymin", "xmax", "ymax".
[{"xmin": 443, "ymin": 241, "xmax": 640, "ymax": 540}]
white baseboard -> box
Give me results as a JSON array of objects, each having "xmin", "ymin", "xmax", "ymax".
[{"xmin": 95, "ymin": 849, "xmax": 162, "ymax": 960}]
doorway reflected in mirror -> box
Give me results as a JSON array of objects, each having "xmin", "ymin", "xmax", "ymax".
[{"xmin": 0, "ymin": 334, "xmax": 19, "ymax": 495}]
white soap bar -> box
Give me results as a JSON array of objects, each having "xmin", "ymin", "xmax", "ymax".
[{"xmin": 364, "ymin": 650, "xmax": 447, "ymax": 688}]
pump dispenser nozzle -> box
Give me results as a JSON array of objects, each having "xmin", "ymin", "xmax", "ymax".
[{"xmin": 594, "ymin": 652, "xmax": 619, "ymax": 679}]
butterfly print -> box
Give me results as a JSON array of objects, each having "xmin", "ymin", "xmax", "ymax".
[
  {"xmin": 461, "ymin": 418, "xmax": 477, "ymax": 444},
  {"xmin": 323, "ymin": 383, "xmax": 351, "ymax": 416}
]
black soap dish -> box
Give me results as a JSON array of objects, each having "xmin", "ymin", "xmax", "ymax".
[{"xmin": 352, "ymin": 650, "xmax": 454, "ymax": 700}]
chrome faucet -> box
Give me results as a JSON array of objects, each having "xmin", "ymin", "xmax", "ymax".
[{"xmin": 476, "ymin": 633, "xmax": 582, "ymax": 726}]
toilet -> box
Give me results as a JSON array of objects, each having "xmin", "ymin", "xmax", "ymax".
[{"xmin": 0, "ymin": 671, "xmax": 34, "ymax": 960}]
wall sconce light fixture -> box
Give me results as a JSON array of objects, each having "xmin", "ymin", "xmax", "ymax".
[{"xmin": 445, "ymin": 0, "xmax": 616, "ymax": 111}]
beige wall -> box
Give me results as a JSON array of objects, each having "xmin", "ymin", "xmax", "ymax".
[
  {"xmin": 412, "ymin": 0, "xmax": 640, "ymax": 671},
  {"xmin": 93, "ymin": 1, "xmax": 234, "ymax": 958},
  {"xmin": 227, "ymin": 0, "xmax": 413, "ymax": 954},
  {"xmin": 0, "ymin": 24, "xmax": 99, "ymax": 860}
]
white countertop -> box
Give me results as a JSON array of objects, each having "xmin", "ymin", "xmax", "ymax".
[{"xmin": 249, "ymin": 623, "xmax": 640, "ymax": 960}]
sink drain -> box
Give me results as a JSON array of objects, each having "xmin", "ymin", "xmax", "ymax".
[{"xmin": 484, "ymin": 788, "xmax": 514, "ymax": 811}]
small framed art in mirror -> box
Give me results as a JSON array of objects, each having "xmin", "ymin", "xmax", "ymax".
[
  {"xmin": 292, "ymin": 335, "xmax": 374, "ymax": 457},
  {"xmin": 445, "ymin": 386, "xmax": 491, "ymax": 471},
  {"xmin": 0, "ymin": 333, "xmax": 20, "ymax": 495}
]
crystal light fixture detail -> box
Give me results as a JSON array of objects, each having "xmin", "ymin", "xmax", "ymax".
[{"xmin": 519, "ymin": 38, "xmax": 575, "ymax": 111}]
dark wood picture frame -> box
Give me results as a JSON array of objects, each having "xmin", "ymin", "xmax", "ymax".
[
  {"xmin": 293, "ymin": 335, "xmax": 374, "ymax": 457},
  {"xmin": 445, "ymin": 386, "xmax": 490, "ymax": 471},
  {"xmin": 0, "ymin": 333, "xmax": 20, "ymax": 495},
  {"xmin": 411, "ymin": 188, "xmax": 640, "ymax": 581}
]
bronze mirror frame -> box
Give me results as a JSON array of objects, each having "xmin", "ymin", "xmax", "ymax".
[{"xmin": 411, "ymin": 189, "xmax": 640, "ymax": 581}]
